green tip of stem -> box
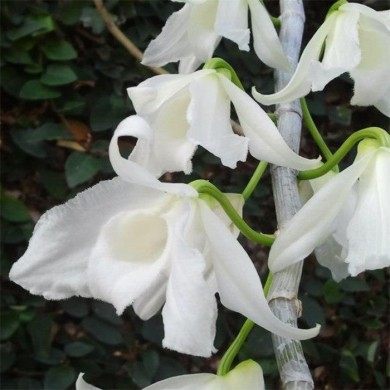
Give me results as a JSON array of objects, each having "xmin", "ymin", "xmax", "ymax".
[
  {"xmin": 326, "ymin": 0, "xmax": 348, "ymax": 18},
  {"xmin": 203, "ymin": 57, "xmax": 244, "ymax": 90}
]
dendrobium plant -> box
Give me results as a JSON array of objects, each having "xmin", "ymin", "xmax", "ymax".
[
  {"xmin": 115, "ymin": 67, "xmax": 321, "ymax": 176},
  {"xmin": 76, "ymin": 360, "xmax": 264, "ymax": 390},
  {"xmin": 271, "ymin": 137, "xmax": 390, "ymax": 280},
  {"xmin": 142, "ymin": 0, "xmax": 291, "ymax": 73},
  {"xmin": 8, "ymin": 0, "xmax": 390, "ymax": 388},
  {"xmin": 252, "ymin": 2, "xmax": 390, "ymax": 116}
]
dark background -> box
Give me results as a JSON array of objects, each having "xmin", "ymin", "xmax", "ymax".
[{"xmin": 1, "ymin": 0, "xmax": 389, "ymax": 389}]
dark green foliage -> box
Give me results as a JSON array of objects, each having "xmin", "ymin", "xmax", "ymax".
[{"xmin": 1, "ymin": 0, "xmax": 389, "ymax": 389}]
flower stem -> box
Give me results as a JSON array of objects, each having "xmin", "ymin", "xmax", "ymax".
[
  {"xmin": 299, "ymin": 127, "xmax": 390, "ymax": 180},
  {"xmin": 242, "ymin": 161, "xmax": 268, "ymax": 200},
  {"xmin": 300, "ymin": 97, "xmax": 339, "ymax": 172},
  {"xmin": 190, "ymin": 180, "xmax": 275, "ymax": 246},
  {"xmin": 217, "ymin": 273, "xmax": 274, "ymax": 376}
]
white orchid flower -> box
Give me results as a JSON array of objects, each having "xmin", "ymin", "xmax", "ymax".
[
  {"xmin": 76, "ymin": 360, "xmax": 264, "ymax": 390},
  {"xmin": 9, "ymin": 172, "xmax": 319, "ymax": 357},
  {"xmin": 115, "ymin": 69, "xmax": 321, "ymax": 178},
  {"xmin": 76, "ymin": 374, "xmax": 100, "ymax": 390},
  {"xmin": 269, "ymin": 140, "xmax": 390, "ymax": 279},
  {"xmin": 252, "ymin": 3, "xmax": 390, "ymax": 116},
  {"xmin": 142, "ymin": 0, "xmax": 290, "ymax": 74}
]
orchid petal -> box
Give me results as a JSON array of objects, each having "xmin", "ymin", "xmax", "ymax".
[
  {"xmin": 142, "ymin": 5, "xmax": 192, "ymax": 68},
  {"xmin": 341, "ymin": 3, "xmax": 390, "ymax": 28},
  {"xmin": 179, "ymin": 55, "xmax": 203, "ymax": 74},
  {"xmin": 311, "ymin": 8, "xmax": 361, "ymax": 91},
  {"xmin": 143, "ymin": 374, "xmax": 215, "ymax": 390},
  {"xmin": 252, "ymin": 14, "xmax": 335, "ymax": 105},
  {"xmin": 132, "ymin": 278, "xmax": 167, "ymax": 320},
  {"xmin": 87, "ymin": 196, "xmax": 174, "ymax": 315},
  {"xmin": 346, "ymin": 148, "xmax": 390, "ymax": 276},
  {"xmin": 142, "ymin": 359, "xmax": 264, "ymax": 390},
  {"xmin": 219, "ymin": 75, "xmax": 321, "ymax": 170},
  {"xmin": 114, "ymin": 115, "xmax": 164, "ymax": 177},
  {"xmin": 221, "ymin": 360, "xmax": 265, "ymax": 390},
  {"xmin": 150, "ymin": 89, "xmax": 197, "ymax": 174},
  {"xmin": 247, "ymin": 0, "xmax": 291, "ymax": 71},
  {"xmin": 214, "ymin": 0, "xmax": 250, "ymax": 51},
  {"xmin": 109, "ymin": 121, "xmax": 197, "ymax": 197},
  {"xmin": 374, "ymin": 87, "xmax": 390, "ymax": 116},
  {"xmin": 268, "ymin": 151, "xmax": 375, "ymax": 273},
  {"xmin": 188, "ymin": 74, "xmax": 248, "ymax": 168},
  {"xmin": 9, "ymin": 178, "xmax": 156, "ymax": 300},
  {"xmin": 349, "ymin": 26, "xmax": 390, "ymax": 107},
  {"xmin": 76, "ymin": 374, "xmax": 100, "ymax": 390},
  {"xmin": 128, "ymin": 69, "xmax": 214, "ymax": 116},
  {"xmin": 200, "ymin": 201, "xmax": 320, "ymax": 340},
  {"xmin": 314, "ymin": 239, "xmax": 350, "ymax": 282},
  {"xmin": 162, "ymin": 201, "xmax": 217, "ymax": 357},
  {"xmin": 187, "ymin": 0, "xmax": 219, "ymax": 63}
]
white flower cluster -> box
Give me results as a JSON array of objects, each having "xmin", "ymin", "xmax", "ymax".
[{"xmin": 9, "ymin": 1, "xmax": 389, "ymax": 389}]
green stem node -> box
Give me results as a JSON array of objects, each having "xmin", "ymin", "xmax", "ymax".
[
  {"xmin": 190, "ymin": 180, "xmax": 275, "ymax": 247},
  {"xmin": 203, "ymin": 58, "xmax": 244, "ymax": 90}
]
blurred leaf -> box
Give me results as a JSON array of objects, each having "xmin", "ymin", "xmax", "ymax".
[
  {"xmin": 20, "ymin": 80, "xmax": 61, "ymax": 100},
  {"xmin": 0, "ymin": 222, "xmax": 33, "ymax": 244},
  {"xmin": 58, "ymin": 1, "xmax": 86, "ymax": 25},
  {"xmin": 92, "ymin": 301, "xmax": 122, "ymax": 325},
  {"xmin": 7, "ymin": 14, "xmax": 55, "ymax": 41},
  {"xmin": 39, "ymin": 169, "xmax": 68, "ymax": 199},
  {"xmin": 65, "ymin": 341, "xmax": 95, "ymax": 357},
  {"xmin": 328, "ymin": 106, "xmax": 352, "ymax": 126},
  {"xmin": 41, "ymin": 64, "xmax": 78, "ymax": 86},
  {"xmin": 60, "ymin": 297, "xmax": 89, "ymax": 318},
  {"xmin": 82, "ymin": 317, "xmax": 123, "ymax": 345},
  {"xmin": 301, "ymin": 295, "xmax": 326, "ymax": 326},
  {"xmin": 340, "ymin": 349, "xmax": 360, "ymax": 382},
  {"xmin": 367, "ymin": 340, "xmax": 379, "ymax": 364},
  {"xmin": 80, "ymin": 7, "xmax": 105, "ymax": 34},
  {"xmin": 154, "ymin": 357, "xmax": 187, "ymax": 381},
  {"xmin": 0, "ymin": 311, "xmax": 20, "ymax": 340},
  {"xmin": 339, "ymin": 278, "xmax": 370, "ymax": 292},
  {"xmin": 11, "ymin": 124, "xmax": 71, "ymax": 158},
  {"xmin": 303, "ymin": 279, "xmax": 324, "ymax": 297},
  {"xmin": 0, "ymin": 343, "xmax": 16, "ymax": 373},
  {"xmin": 15, "ymin": 378, "xmax": 42, "ymax": 389},
  {"xmin": 27, "ymin": 314, "xmax": 53, "ymax": 359},
  {"xmin": 90, "ymin": 95, "xmax": 129, "ymax": 132},
  {"xmin": 142, "ymin": 349, "xmax": 160, "ymax": 379},
  {"xmin": 24, "ymin": 63, "xmax": 44, "ymax": 75},
  {"xmin": 1, "ymin": 66, "xmax": 29, "ymax": 97},
  {"xmin": 142, "ymin": 315, "xmax": 164, "ymax": 345},
  {"xmin": 239, "ymin": 326, "xmax": 274, "ymax": 359},
  {"xmin": 323, "ymin": 279, "xmax": 344, "ymax": 304},
  {"xmin": 362, "ymin": 318, "xmax": 384, "ymax": 330},
  {"xmin": 0, "ymin": 195, "xmax": 31, "ymax": 223},
  {"xmin": 41, "ymin": 39, "xmax": 77, "ymax": 61},
  {"xmin": 256, "ymin": 358, "xmax": 278, "ymax": 376},
  {"xmin": 44, "ymin": 366, "xmax": 76, "ymax": 390},
  {"xmin": 65, "ymin": 152, "xmax": 102, "ymax": 187},
  {"xmin": 4, "ymin": 47, "xmax": 33, "ymax": 65},
  {"xmin": 127, "ymin": 361, "xmax": 152, "ymax": 388},
  {"xmin": 36, "ymin": 348, "xmax": 66, "ymax": 365}
]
